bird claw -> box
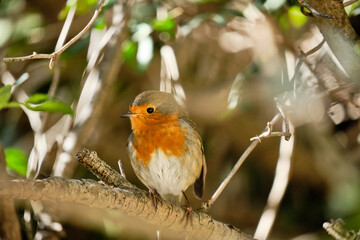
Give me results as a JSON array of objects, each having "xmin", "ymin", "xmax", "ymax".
[
  {"xmin": 182, "ymin": 191, "xmax": 193, "ymax": 226},
  {"xmin": 149, "ymin": 188, "xmax": 161, "ymax": 210}
]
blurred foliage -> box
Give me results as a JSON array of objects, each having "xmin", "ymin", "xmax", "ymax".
[
  {"xmin": 4, "ymin": 147, "xmax": 28, "ymax": 176},
  {"xmin": 152, "ymin": 18, "xmax": 177, "ymax": 37},
  {"xmin": 59, "ymin": 0, "xmax": 117, "ymax": 19}
]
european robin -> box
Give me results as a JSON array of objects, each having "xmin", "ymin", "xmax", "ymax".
[{"xmin": 121, "ymin": 91, "xmax": 206, "ymax": 206}]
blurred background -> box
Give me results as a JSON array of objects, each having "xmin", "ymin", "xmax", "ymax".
[{"xmin": 1, "ymin": 0, "xmax": 360, "ymax": 239}]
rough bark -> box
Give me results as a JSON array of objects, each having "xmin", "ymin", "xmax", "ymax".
[
  {"xmin": 306, "ymin": 0, "xmax": 360, "ymax": 83},
  {"xmin": 0, "ymin": 177, "xmax": 254, "ymax": 240},
  {"xmin": 0, "ymin": 144, "xmax": 21, "ymax": 240}
]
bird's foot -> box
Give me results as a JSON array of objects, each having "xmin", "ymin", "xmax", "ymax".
[
  {"xmin": 182, "ymin": 191, "xmax": 193, "ymax": 226},
  {"xmin": 149, "ymin": 188, "xmax": 161, "ymax": 210}
]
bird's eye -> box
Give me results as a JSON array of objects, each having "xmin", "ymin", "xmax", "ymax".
[{"xmin": 146, "ymin": 107, "xmax": 154, "ymax": 114}]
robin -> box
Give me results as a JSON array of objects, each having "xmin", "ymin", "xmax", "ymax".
[{"xmin": 121, "ymin": 90, "xmax": 206, "ymax": 207}]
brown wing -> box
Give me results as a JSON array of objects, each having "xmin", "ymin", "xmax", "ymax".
[
  {"xmin": 194, "ymin": 150, "xmax": 206, "ymax": 199},
  {"xmin": 179, "ymin": 112, "xmax": 206, "ymax": 199}
]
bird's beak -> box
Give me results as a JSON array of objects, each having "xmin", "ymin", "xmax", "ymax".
[{"xmin": 121, "ymin": 111, "xmax": 137, "ymax": 118}]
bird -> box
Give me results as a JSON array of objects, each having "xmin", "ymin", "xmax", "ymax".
[{"xmin": 121, "ymin": 90, "xmax": 206, "ymax": 207}]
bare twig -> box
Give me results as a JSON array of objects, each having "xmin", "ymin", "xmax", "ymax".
[
  {"xmin": 203, "ymin": 113, "xmax": 286, "ymax": 210},
  {"xmin": 289, "ymin": 39, "xmax": 325, "ymax": 93},
  {"xmin": 254, "ymin": 121, "xmax": 295, "ymax": 240},
  {"xmin": 249, "ymin": 121, "xmax": 291, "ymax": 142},
  {"xmin": 76, "ymin": 149, "xmax": 134, "ymax": 188},
  {"xmin": 302, "ymin": 39, "xmax": 326, "ymax": 57},
  {"xmin": 323, "ymin": 219, "xmax": 360, "ymax": 240},
  {"xmin": 3, "ymin": 0, "xmax": 105, "ymax": 69},
  {"xmin": 298, "ymin": 0, "xmax": 334, "ymax": 18},
  {"xmin": 344, "ymin": 0, "xmax": 359, "ymax": 7}
]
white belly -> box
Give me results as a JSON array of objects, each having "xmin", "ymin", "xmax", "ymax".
[{"xmin": 143, "ymin": 150, "xmax": 191, "ymax": 198}]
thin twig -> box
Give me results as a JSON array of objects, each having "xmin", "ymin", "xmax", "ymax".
[
  {"xmin": 254, "ymin": 120, "xmax": 295, "ymax": 240},
  {"xmin": 3, "ymin": 0, "xmax": 106, "ymax": 69},
  {"xmin": 290, "ymin": 39, "xmax": 325, "ymax": 96},
  {"xmin": 203, "ymin": 113, "xmax": 283, "ymax": 210},
  {"xmin": 295, "ymin": 38, "xmax": 325, "ymax": 80},
  {"xmin": 303, "ymin": 39, "xmax": 326, "ymax": 57},
  {"xmin": 298, "ymin": 0, "xmax": 334, "ymax": 18},
  {"xmin": 344, "ymin": 0, "xmax": 359, "ymax": 7},
  {"xmin": 249, "ymin": 121, "xmax": 291, "ymax": 142}
]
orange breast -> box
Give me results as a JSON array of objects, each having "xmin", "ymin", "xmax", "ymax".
[{"xmin": 130, "ymin": 113, "xmax": 186, "ymax": 167}]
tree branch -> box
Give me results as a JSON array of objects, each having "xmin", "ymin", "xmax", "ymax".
[
  {"xmin": 76, "ymin": 148, "xmax": 134, "ymax": 188},
  {"xmin": 0, "ymin": 177, "xmax": 254, "ymax": 240},
  {"xmin": 299, "ymin": 0, "xmax": 360, "ymax": 83},
  {"xmin": 2, "ymin": 0, "xmax": 106, "ymax": 69},
  {"xmin": 0, "ymin": 143, "xmax": 21, "ymax": 240}
]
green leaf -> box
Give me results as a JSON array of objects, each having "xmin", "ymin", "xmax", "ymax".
[
  {"xmin": 4, "ymin": 147, "xmax": 28, "ymax": 176},
  {"xmin": 288, "ymin": 5, "xmax": 307, "ymax": 28},
  {"xmin": 152, "ymin": 18, "xmax": 177, "ymax": 33},
  {"xmin": 0, "ymin": 85, "xmax": 13, "ymax": 110},
  {"xmin": 122, "ymin": 40, "xmax": 138, "ymax": 70},
  {"xmin": 4, "ymin": 102, "xmax": 21, "ymax": 108},
  {"xmin": 94, "ymin": 14, "xmax": 106, "ymax": 30},
  {"xmin": 24, "ymin": 93, "xmax": 74, "ymax": 116},
  {"xmin": 26, "ymin": 93, "xmax": 49, "ymax": 104}
]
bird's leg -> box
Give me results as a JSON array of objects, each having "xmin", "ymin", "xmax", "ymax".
[
  {"xmin": 182, "ymin": 191, "xmax": 192, "ymax": 212},
  {"xmin": 182, "ymin": 191, "xmax": 193, "ymax": 226},
  {"xmin": 149, "ymin": 188, "xmax": 161, "ymax": 210}
]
